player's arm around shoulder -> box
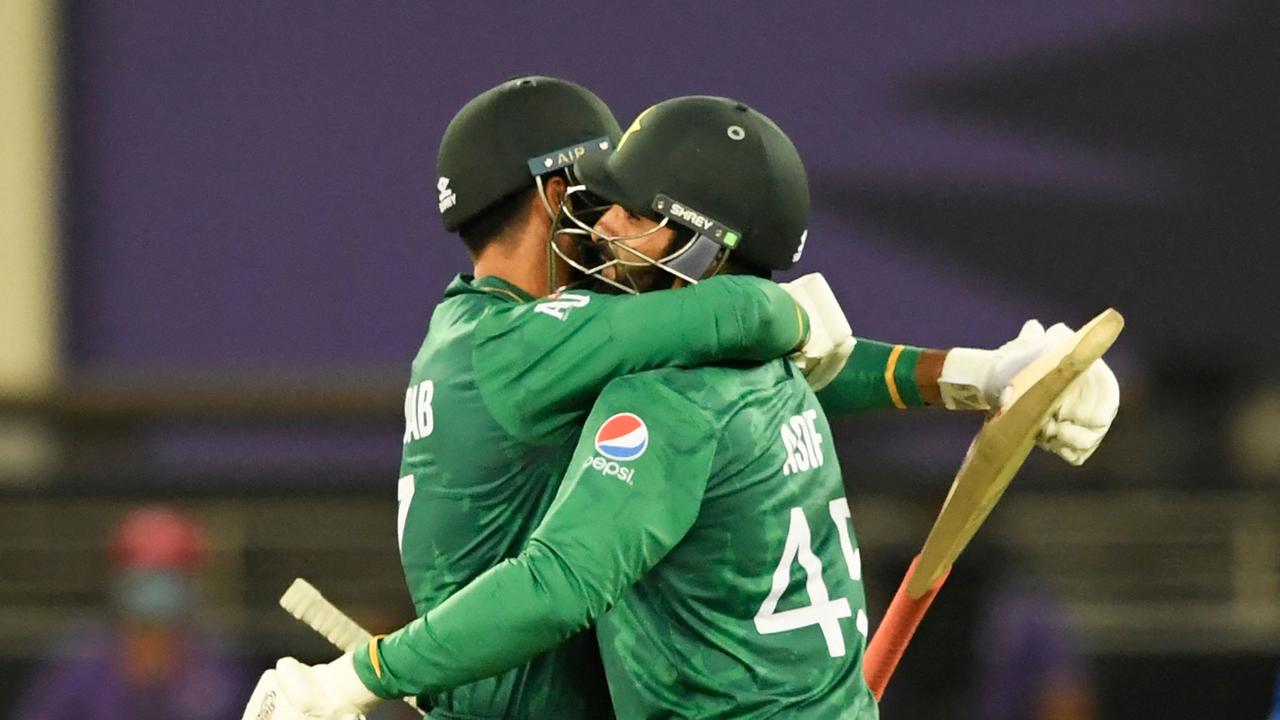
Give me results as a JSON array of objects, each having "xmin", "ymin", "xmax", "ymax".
[
  {"xmin": 471, "ymin": 276, "xmax": 807, "ymax": 441},
  {"xmin": 529, "ymin": 371, "xmax": 721, "ymax": 608},
  {"xmin": 492, "ymin": 374, "xmax": 720, "ymax": 652},
  {"xmin": 336, "ymin": 376, "xmax": 722, "ymax": 703},
  {"xmin": 484, "ymin": 370, "xmax": 722, "ymax": 635}
]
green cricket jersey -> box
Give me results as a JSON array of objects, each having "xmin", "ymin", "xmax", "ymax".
[
  {"xmin": 364, "ymin": 358, "xmax": 876, "ymax": 719},
  {"xmin": 393, "ymin": 273, "xmax": 808, "ymax": 718}
]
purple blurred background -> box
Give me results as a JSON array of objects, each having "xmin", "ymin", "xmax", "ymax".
[{"xmin": 64, "ymin": 1, "xmax": 1276, "ymax": 372}]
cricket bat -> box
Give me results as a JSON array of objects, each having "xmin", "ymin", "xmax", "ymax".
[
  {"xmin": 279, "ymin": 578, "xmax": 424, "ymax": 715},
  {"xmin": 862, "ymin": 308, "xmax": 1124, "ymax": 700}
]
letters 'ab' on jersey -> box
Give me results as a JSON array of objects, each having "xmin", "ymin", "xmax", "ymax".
[
  {"xmin": 371, "ymin": 357, "xmax": 877, "ymax": 720},
  {"xmin": 394, "ymin": 273, "xmax": 807, "ymax": 717}
]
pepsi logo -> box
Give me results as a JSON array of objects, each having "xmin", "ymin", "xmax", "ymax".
[{"xmin": 594, "ymin": 413, "xmax": 649, "ymax": 461}]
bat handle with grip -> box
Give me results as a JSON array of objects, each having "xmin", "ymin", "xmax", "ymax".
[
  {"xmin": 279, "ymin": 579, "xmax": 424, "ymax": 716},
  {"xmin": 862, "ymin": 554, "xmax": 950, "ymax": 701}
]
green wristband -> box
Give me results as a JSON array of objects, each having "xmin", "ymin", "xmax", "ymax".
[
  {"xmin": 817, "ymin": 339, "xmax": 926, "ymax": 412},
  {"xmin": 888, "ymin": 344, "xmax": 924, "ymax": 408}
]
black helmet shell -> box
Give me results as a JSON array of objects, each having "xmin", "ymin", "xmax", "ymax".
[
  {"xmin": 574, "ymin": 96, "xmax": 809, "ymax": 271},
  {"xmin": 436, "ymin": 76, "xmax": 621, "ymax": 233}
]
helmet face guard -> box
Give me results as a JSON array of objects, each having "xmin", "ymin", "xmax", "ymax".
[
  {"xmin": 550, "ymin": 187, "xmax": 741, "ymax": 294},
  {"xmin": 548, "ymin": 95, "xmax": 810, "ymax": 293},
  {"xmin": 526, "ymin": 136, "xmax": 612, "ymax": 216}
]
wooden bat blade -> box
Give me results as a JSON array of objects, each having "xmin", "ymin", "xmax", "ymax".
[{"xmin": 907, "ymin": 309, "xmax": 1124, "ymax": 597}]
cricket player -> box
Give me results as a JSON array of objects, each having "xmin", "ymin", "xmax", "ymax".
[
  {"xmin": 242, "ymin": 96, "xmax": 1118, "ymax": 719},
  {"xmin": 248, "ymin": 77, "xmax": 853, "ymax": 720}
]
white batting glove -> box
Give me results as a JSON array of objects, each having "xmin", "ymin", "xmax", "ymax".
[
  {"xmin": 941, "ymin": 319, "xmax": 1120, "ymax": 466},
  {"xmin": 939, "ymin": 320, "xmax": 1072, "ymax": 410},
  {"xmin": 780, "ymin": 273, "xmax": 856, "ymax": 391},
  {"xmin": 241, "ymin": 653, "xmax": 381, "ymax": 720},
  {"xmin": 242, "ymin": 668, "xmax": 301, "ymax": 720},
  {"xmin": 1038, "ymin": 356, "xmax": 1119, "ymax": 465}
]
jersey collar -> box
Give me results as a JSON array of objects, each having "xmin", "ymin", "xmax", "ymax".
[{"xmin": 444, "ymin": 274, "xmax": 535, "ymax": 303}]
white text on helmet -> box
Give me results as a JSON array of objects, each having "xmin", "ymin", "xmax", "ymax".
[
  {"xmin": 669, "ymin": 202, "xmax": 716, "ymax": 231},
  {"xmin": 437, "ymin": 178, "xmax": 457, "ymax": 213}
]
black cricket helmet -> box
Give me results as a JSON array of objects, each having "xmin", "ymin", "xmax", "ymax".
[
  {"xmin": 559, "ymin": 95, "xmax": 809, "ymax": 292},
  {"xmin": 436, "ymin": 76, "xmax": 621, "ymax": 233}
]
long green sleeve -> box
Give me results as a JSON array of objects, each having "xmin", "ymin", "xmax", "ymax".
[
  {"xmin": 473, "ymin": 275, "xmax": 805, "ymax": 442},
  {"xmin": 816, "ymin": 338, "xmax": 926, "ymax": 413},
  {"xmin": 355, "ymin": 375, "xmax": 716, "ymax": 698}
]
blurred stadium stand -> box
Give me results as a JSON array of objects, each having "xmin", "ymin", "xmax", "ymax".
[{"xmin": 0, "ymin": 383, "xmax": 1277, "ymax": 716}]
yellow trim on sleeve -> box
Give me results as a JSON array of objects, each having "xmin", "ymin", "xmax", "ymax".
[
  {"xmin": 793, "ymin": 302, "xmax": 807, "ymax": 351},
  {"xmin": 368, "ymin": 635, "xmax": 386, "ymax": 679},
  {"xmin": 884, "ymin": 344, "xmax": 907, "ymax": 410}
]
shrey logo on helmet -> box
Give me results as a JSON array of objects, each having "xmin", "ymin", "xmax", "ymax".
[
  {"xmin": 437, "ymin": 177, "xmax": 457, "ymax": 214},
  {"xmin": 594, "ymin": 413, "xmax": 649, "ymax": 460},
  {"xmin": 792, "ymin": 229, "xmax": 807, "ymax": 263}
]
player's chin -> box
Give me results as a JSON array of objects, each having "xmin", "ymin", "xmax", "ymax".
[
  {"xmin": 586, "ymin": 278, "xmax": 625, "ymax": 294},
  {"xmin": 624, "ymin": 267, "xmax": 666, "ymax": 293},
  {"xmin": 597, "ymin": 265, "xmax": 657, "ymax": 294}
]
